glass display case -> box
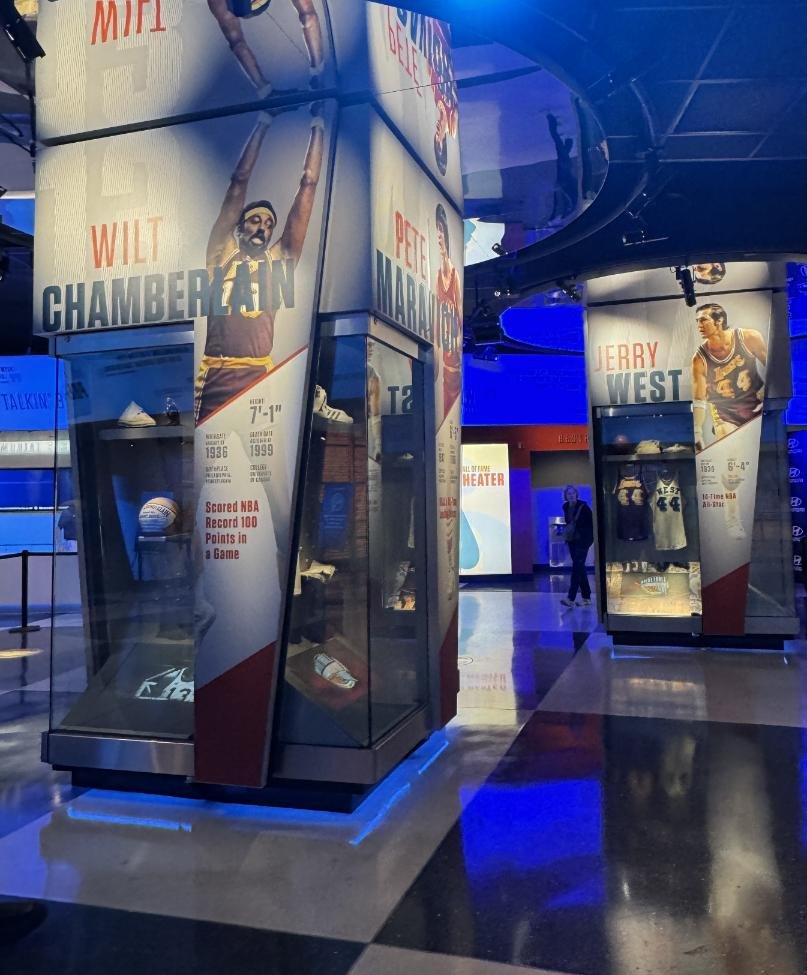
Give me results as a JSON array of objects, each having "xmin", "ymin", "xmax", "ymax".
[
  {"xmin": 280, "ymin": 331, "xmax": 429, "ymax": 749},
  {"xmin": 595, "ymin": 404, "xmax": 702, "ymax": 633},
  {"xmin": 745, "ymin": 403, "xmax": 797, "ymax": 631},
  {"xmin": 50, "ymin": 326, "xmax": 196, "ymax": 743},
  {"xmin": 45, "ymin": 319, "xmax": 433, "ymax": 789}
]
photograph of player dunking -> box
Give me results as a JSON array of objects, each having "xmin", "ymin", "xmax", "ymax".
[
  {"xmin": 429, "ymin": 23, "xmax": 458, "ymax": 177},
  {"xmin": 434, "ymin": 203, "xmax": 461, "ymax": 423},
  {"xmin": 207, "ymin": 0, "xmax": 324, "ymax": 95},
  {"xmin": 195, "ymin": 104, "xmax": 324, "ymax": 563},
  {"xmin": 692, "ymin": 301, "xmax": 767, "ymax": 541}
]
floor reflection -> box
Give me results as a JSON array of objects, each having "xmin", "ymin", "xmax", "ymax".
[{"xmin": 379, "ymin": 709, "xmax": 807, "ymax": 974}]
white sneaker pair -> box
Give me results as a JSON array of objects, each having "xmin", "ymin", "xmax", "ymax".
[{"xmin": 313, "ymin": 385, "xmax": 352, "ymax": 424}]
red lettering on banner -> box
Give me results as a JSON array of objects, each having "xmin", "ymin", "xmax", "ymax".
[
  {"xmin": 386, "ymin": 8, "xmax": 422, "ymax": 94},
  {"xmin": 91, "ymin": 0, "xmax": 117, "ymax": 44},
  {"xmin": 91, "ymin": 0, "xmax": 165, "ymax": 44},
  {"xmin": 90, "ymin": 217, "xmax": 162, "ymax": 268},
  {"xmin": 394, "ymin": 210, "xmax": 428, "ymax": 280},
  {"xmin": 594, "ymin": 342, "xmax": 662, "ymax": 372}
]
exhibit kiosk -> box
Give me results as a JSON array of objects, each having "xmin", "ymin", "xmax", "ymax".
[
  {"xmin": 586, "ymin": 262, "xmax": 797, "ymax": 642},
  {"xmin": 36, "ymin": 1, "xmax": 463, "ymax": 799}
]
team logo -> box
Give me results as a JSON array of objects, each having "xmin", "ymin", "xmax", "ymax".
[
  {"xmin": 792, "ymin": 497, "xmax": 802, "ymax": 508},
  {"xmin": 791, "ymin": 468, "xmax": 802, "ymax": 481},
  {"xmin": 639, "ymin": 575, "xmax": 669, "ymax": 595},
  {"xmin": 788, "ymin": 438, "xmax": 800, "ymax": 451},
  {"xmin": 795, "ymin": 554, "xmax": 803, "ymax": 569},
  {"xmin": 793, "ymin": 525, "xmax": 804, "ymax": 539}
]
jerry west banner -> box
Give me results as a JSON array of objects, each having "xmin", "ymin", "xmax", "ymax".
[{"xmin": 587, "ymin": 262, "xmax": 788, "ymax": 635}]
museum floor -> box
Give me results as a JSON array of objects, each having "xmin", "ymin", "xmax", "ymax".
[{"xmin": 2, "ymin": 577, "xmax": 807, "ymax": 974}]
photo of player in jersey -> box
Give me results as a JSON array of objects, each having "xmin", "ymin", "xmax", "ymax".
[
  {"xmin": 207, "ymin": 0, "xmax": 324, "ymax": 95},
  {"xmin": 428, "ymin": 20, "xmax": 458, "ymax": 176},
  {"xmin": 692, "ymin": 302, "xmax": 767, "ymax": 451},
  {"xmin": 692, "ymin": 262, "xmax": 726, "ymax": 286},
  {"xmin": 194, "ymin": 105, "xmax": 324, "ymax": 573},
  {"xmin": 434, "ymin": 203, "xmax": 461, "ymax": 422},
  {"xmin": 692, "ymin": 301, "xmax": 767, "ymax": 540}
]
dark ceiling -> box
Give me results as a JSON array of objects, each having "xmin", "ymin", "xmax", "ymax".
[{"xmin": 411, "ymin": 0, "xmax": 807, "ymax": 320}]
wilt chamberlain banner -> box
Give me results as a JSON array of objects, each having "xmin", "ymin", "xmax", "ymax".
[{"xmin": 36, "ymin": 104, "xmax": 334, "ymax": 784}]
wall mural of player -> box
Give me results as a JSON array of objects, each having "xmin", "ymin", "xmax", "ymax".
[
  {"xmin": 692, "ymin": 299, "xmax": 768, "ymax": 540},
  {"xmin": 434, "ymin": 203, "xmax": 461, "ymax": 420},
  {"xmin": 429, "ymin": 21, "xmax": 458, "ymax": 177},
  {"xmin": 195, "ymin": 104, "xmax": 324, "ymax": 559},
  {"xmin": 207, "ymin": 0, "xmax": 325, "ymax": 95}
]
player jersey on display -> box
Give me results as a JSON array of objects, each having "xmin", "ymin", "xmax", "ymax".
[
  {"xmin": 614, "ymin": 466, "xmax": 648, "ymax": 541},
  {"xmin": 651, "ymin": 471, "xmax": 687, "ymax": 551},
  {"xmin": 203, "ymin": 247, "xmax": 275, "ymax": 359},
  {"xmin": 695, "ymin": 329, "xmax": 764, "ymax": 428}
]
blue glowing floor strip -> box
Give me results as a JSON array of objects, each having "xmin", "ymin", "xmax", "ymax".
[
  {"xmin": 348, "ymin": 784, "xmax": 411, "ymax": 846},
  {"xmin": 66, "ymin": 732, "xmax": 452, "ymax": 845},
  {"xmin": 67, "ymin": 807, "xmax": 192, "ymax": 832}
]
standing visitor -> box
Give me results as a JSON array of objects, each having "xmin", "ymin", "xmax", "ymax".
[{"xmin": 560, "ymin": 485, "xmax": 594, "ymax": 607}]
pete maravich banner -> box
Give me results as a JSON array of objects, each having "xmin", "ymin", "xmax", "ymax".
[
  {"xmin": 587, "ymin": 262, "xmax": 785, "ymax": 635},
  {"xmin": 788, "ymin": 431, "xmax": 807, "ymax": 575},
  {"xmin": 321, "ymin": 107, "xmax": 463, "ymax": 717}
]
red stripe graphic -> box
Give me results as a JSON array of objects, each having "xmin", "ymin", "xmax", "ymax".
[
  {"xmin": 197, "ymin": 344, "xmax": 308, "ymax": 427},
  {"xmin": 195, "ymin": 642, "xmax": 276, "ymax": 786},
  {"xmin": 439, "ymin": 604, "xmax": 459, "ymax": 724},
  {"xmin": 702, "ymin": 563, "xmax": 750, "ymax": 635}
]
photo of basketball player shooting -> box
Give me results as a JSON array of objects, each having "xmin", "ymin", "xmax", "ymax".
[
  {"xmin": 692, "ymin": 301, "xmax": 767, "ymax": 540},
  {"xmin": 207, "ymin": 0, "xmax": 324, "ymax": 95}
]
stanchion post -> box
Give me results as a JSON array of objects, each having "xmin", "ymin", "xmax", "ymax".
[{"xmin": 9, "ymin": 550, "xmax": 41, "ymax": 635}]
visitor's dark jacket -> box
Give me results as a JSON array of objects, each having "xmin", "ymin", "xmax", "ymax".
[{"xmin": 562, "ymin": 500, "xmax": 594, "ymax": 547}]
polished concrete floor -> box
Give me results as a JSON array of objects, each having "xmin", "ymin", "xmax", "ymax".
[{"xmin": 1, "ymin": 575, "xmax": 807, "ymax": 973}]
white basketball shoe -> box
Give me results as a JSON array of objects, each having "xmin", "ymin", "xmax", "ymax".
[
  {"xmin": 313, "ymin": 386, "xmax": 352, "ymax": 424},
  {"xmin": 118, "ymin": 401, "xmax": 156, "ymax": 427}
]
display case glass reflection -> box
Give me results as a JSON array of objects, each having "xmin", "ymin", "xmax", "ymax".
[
  {"xmin": 50, "ymin": 339, "xmax": 196, "ymax": 740},
  {"xmin": 280, "ymin": 333, "xmax": 428, "ymax": 748},
  {"xmin": 598, "ymin": 409, "xmax": 701, "ymax": 620}
]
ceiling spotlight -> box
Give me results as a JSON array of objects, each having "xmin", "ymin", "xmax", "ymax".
[
  {"xmin": 491, "ymin": 242, "xmax": 506, "ymax": 256},
  {"xmin": 0, "ymin": 250, "xmax": 9, "ymax": 282},
  {"xmin": 674, "ymin": 265, "xmax": 696, "ymax": 307},
  {"xmin": 556, "ymin": 278, "xmax": 582, "ymax": 303}
]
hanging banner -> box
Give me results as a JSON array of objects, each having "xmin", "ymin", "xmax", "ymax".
[
  {"xmin": 329, "ymin": 3, "xmax": 462, "ymax": 208},
  {"xmin": 586, "ymin": 262, "xmax": 787, "ymax": 635},
  {"xmin": 321, "ymin": 105, "xmax": 462, "ymax": 720},
  {"xmin": 35, "ymin": 103, "xmax": 334, "ymax": 785},
  {"xmin": 35, "ymin": 0, "xmax": 336, "ymax": 140},
  {"xmin": 460, "ymin": 443, "xmax": 512, "ymax": 575}
]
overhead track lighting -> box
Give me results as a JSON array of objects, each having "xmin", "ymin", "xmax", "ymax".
[
  {"xmin": 0, "ymin": 0, "xmax": 45, "ymax": 61},
  {"xmin": 674, "ymin": 266, "xmax": 696, "ymax": 307}
]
